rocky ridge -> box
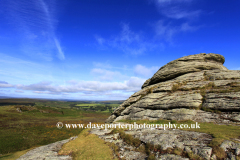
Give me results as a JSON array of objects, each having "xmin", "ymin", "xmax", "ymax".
[
  {"xmin": 106, "ymin": 53, "xmax": 240, "ymax": 124},
  {"xmin": 103, "ymin": 53, "xmax": 240, "ymax": 160},
  {"xmin": 91, "ymin": 128, "xmax": 240, "ymax": 160}
]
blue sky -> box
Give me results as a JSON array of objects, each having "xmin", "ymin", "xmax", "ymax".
[{"xmin": 0, "ymin": 0, "xmax": 240, "ymax": 100}]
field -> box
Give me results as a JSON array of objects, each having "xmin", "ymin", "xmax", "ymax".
[{"xmin": 0, "ymin": 98, "xmax": 121, "ymax": 159}]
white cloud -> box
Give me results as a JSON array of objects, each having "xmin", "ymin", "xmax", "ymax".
[
  {"xmin": 152, "ymin": 0, "xmax": 203, "ymax": 43},
  {"xmin": 156, "ymin": 0, "xmax": 192, "ymax": 5},
  {"xmin": 162, "ymin": 8, "xmax": 202, "ymax": 19},
  {"xmin": 95, "ymin": 23, "xmax": 156, "ymax": 55},
  {"xmin": 91, "ymin": 68, "xmax": 128, "ymax": 81},
  {"xmin": 118, "ymin": 23, "xmax": 140, "ymax": 44},
  {"xmin": 95, "ymin": 35, "xmax": 105, "ymax": 45},
  {"xmin": 134, "ymin": 65, "xmax": 159, "ymax": 78},
  {"xmin": 17, "ymin": 81, "xmax": 55, "ymax": 91},
  {"xmin": 11, "ymin": 76, "xmax": 146, "ymax": 94},
  {"xmin": 0, "ymin": 81, "xmax": 8, "ymax": 84},
  {"xmin": 0, "ymin": 82, "xmax": 14, "ymax": 88},
  {"xmin": 153, "ymin": 0, "xmax": 202, "ymax": 20},
  {"xmin": 154, "ymin": 20, "xmax": 177, "ymax": 42},
  {"xmin": 154, "ymin": 20, "xmax": 201, "ymax": 42},
  {"xmin": 180, "ymin": 22, "xmax": 202, "ymax": 32},
  {"xmin": 1, "ymin": 76, "xmax": 148, "ymax": 100},
  {"xmin": 54, "ymin": 38, "xmax": 65, "ymax": 60},
  {"xmin": 93, "ymin": 62, "xmax": 112, "ymax": 69},
  {"xmin": 126, "ymin": 77, "xmax": 146, "ymax": 89},
  {"xmin": 15, "ymin": 90, "xmax": 24, "ymax": 93}
]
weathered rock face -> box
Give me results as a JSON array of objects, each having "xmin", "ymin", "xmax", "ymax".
[
  {"xmin": 103, "ymin": 53, "xmax": 240, "ymax": 160},
  {"xmin": 146, "ymin": 53, "xmax": 227, "ymax": 87},
  {"xmin": 90, "ymin": 128, "xmax": 213, "ymax": 160},
  {"xmin": 91, "ymin": 127, "xmax": 240, "ymax": 160},
  {"xmin": 106, "ymin": 53, "xmax": 240, "ymax": 124}
]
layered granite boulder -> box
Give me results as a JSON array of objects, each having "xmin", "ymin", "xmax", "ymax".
[{"xmin": 106, "ymin": 53, "xmax": 240, "ymax": 124}]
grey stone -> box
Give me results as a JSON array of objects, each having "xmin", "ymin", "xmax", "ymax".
[
  {"xmin": 142, "ymin": 78, "xmax": 151, "ymax": 89},
  {"xmin": 220, "ymin": 140, "xmax": 240, "ymax": 151},
  {"xmin": 159, "ymin": 154, "xmax": 189, "ymax": 160},
  {"xmin": 105, "ymin": 114, "xmax": 117, "ymax": 123},
  {"xmin": 231, "ymin": 114, "xmax": 240, "ymax": 122},
  {"xmin": 227, "ymin": 152, "xmax": 236, "ymax": 160},
  {"xmin": 16, "ymin": 137, "xmax": 77, "ymax": 160},
  {"xmin": 16, "ymin": 107, "xmax": 22, "ymax": 113},
  {"xmin": 184, "ymin": 146, "xmax": 192, "ymax": 153},
  {"xmin": 126, "ymin": 129, "xmax": 212, "ymax": 150},
  {"xmin": 148, "ymin": 53, "xmax": 227, "ymax": 86},
  {"xmin": 235, "ymin": 148, "xmax": 240, "ymax": 156},
  {"xmin": 173, "ymin": 71, "xmax": 205, "ymax": 82},
  {"xmin": 113, "ymin": 107, "xmax": 240, "ymax": 125},
  {"xmin": 120, "ymin": 150, "xmax": 146, "ymax": 160},
  {"xmin": 198, "ymin": 147, "xmax": 212, "ymax": 160},
  {"xmin": 204, "ymin": 70, "xmax": 240, "ymax": 80},
  {"xmin": 132, "ymin": 92, "xmax": 202, "ymax": 110},
  {"xmin": 152, "ymin": 81, "xmax": 175, "ymax": 92},
  {"xmin": 203, "ymin": 92, "xmax": 240, "ymax": 111},
  {"xmin": 106, "ymin": 53, "xmax": 240, "ymax": 124},
  {"xmin": 179, "ymin": 81, "xmax": 210, "ymax": 90},
  {"xmin": 211, "ymin": 154, "xmax": 217, "ymax": 160},
  {"xmin": 91, "ymin": 127, "xmax": 214, "ymax": 160}
]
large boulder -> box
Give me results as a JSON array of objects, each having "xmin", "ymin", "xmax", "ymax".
[
  {"xmin": 143, "ymin": 53, "xmax": 227, "ymax": 88},
  {"xmin": 106, "ymin": 53, "xmax": 240, "ymax": 124}
]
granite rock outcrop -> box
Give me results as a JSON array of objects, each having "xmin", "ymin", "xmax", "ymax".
[
  {"xmin": 106, "ymin": 53, "xmax": 240, "ymax": 124},
  {"xmin": 103, "ymin": 53, "xmax": 240, "ymax": 160}
]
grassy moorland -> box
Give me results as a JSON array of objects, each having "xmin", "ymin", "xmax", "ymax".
[{"xmin": 0, "ymin": 98, "xmax": 119, "ymax": 159}]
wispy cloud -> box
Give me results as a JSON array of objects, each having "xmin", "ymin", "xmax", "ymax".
[
  {"xmin": 54, "ymin": 38, "xmax": 65, "ymax": 60},
  {"xmin": 0, "ymin": 81, "xmax": 14, "ymax": 88},
  {"xmin": 14, "ymin": 77, "xmax": 145, "ymax": 93},
  {"xmin": 15, "ymin": 90, "xmax": 24, "ymax": 93},
  {"xmin": 95, "ymin": 23, "xmax": 157, "ymax": 55},
  {"xmin": 134, "ymin": 65, "xmax": 159, "ymax": 78},
  {"xmin": 96, "ymin": 0, "xmax": 202, "ymax": 52},
  {"xmin": 162, "ymin": 8, "xmax": 202, "ymax": 19},
  {"xmin": 1, "ymin": 76, "xmax": 146, "ymax": 96},
  {"xmin": 151, "ymin": 0, "xmax": 203, "ymax": 43},
  {"xmin": 153, "ymin": 0, "xmax": 201, "ymax": 19},
  {"xmin": 95, "ymin": 35, "xmax": 106, "ymax": 45},
  {"xmin": 154, "ymin": 21, "xmax": 201, "ymax": 42},
  {"xmin": 4, "ymin": 0, "xmax": 65, "ymax": 60}
]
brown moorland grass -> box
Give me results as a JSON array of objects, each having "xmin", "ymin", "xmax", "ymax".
[{"xmin": 58, "ymin": 129, "xmax": 116, "ymax": 160}]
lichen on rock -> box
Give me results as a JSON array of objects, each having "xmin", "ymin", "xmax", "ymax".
[
  {"xmin": 103, "ymin": 53, "xmax": 240, "ymax": 160},
  {"xmin": 106, "ymin": 53, "xmax": 240, "ymax": 124}
]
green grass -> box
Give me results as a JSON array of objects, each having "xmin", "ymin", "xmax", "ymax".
[
  {"xmin": 0, "ymin": 104, "xmax": 111, "ymax": 158},
  {"xmin": 75, "ymin": 103, "xmax": 103, "ymax": 107},
  {"xmin": 0, "ymin": 147, "xmax": 38, "ymax": 160}
]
